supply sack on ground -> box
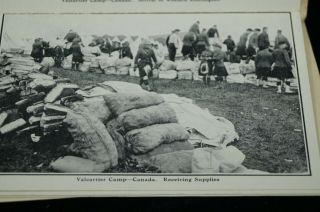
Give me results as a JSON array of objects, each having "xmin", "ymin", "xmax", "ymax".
[
  {"xmin": 41, "ymin": 57, "xmax": 55, "ymax": 68},
  {"xmin": 99, "ymin": 55, "xmax": 117, "ymax": 70},
  {"xmin": 103, "ymin": 66, "xmax": 117, "ymax": 75},
  {"xmin": 132, "ymin": 141, "xmax": 194, "ymax": 164},
  {"xmin": 63, "ymin": 111, "xmax": 118, "ymax": 168},
  {"xmin": 239, "ymin": 59, "xmax": 256, "ymax": 75},
  {"xmin": 98, "ymin": 81, "xmax": 145, "ymax": 93},
  {"xmin": 50, "ymin": 156, "xmax": 105, "ymax": 173},
  {"xmin": 159, "ymin": 70, "xmax": 178, "ymax": 80},
  {"xmin": 191, "ymin": 146, "xmax": 245, "ymax": 173},
  {"xmin": 114, "ymin": 57, "xmax": 132, "ymax": 67},
  {"xmin": 148, "ymin": 150, "xmax": 193, "ymax": 173},
  {"xmin": 103, "ymin": 92, "xmax": 164, "ymax": 116},
  {"xmin": 159, "ymin": 60, "xmax": 177, "ymax": 71},
  {"xmin": 116, "ymin": 103, "xmax": 178, "ymax": 133},
  {"xmin": 125, "ymin": 123, "xmax": 190, "ymax": 154},
  {"xmin": 177, "ymin": 70, "xmax": 194, "ymax": 80},
  {"xmin": 62, "ymin": 55, "xmax": 73, "ymax": 70},
  {"xmin": 116, "ymin": 66, "xmax": 130, "ymax": 76},
  {"xmin": 75, "ymin": 86, "xmax": 113, "ymax": 98},
  {"xmin": 69, "ymin": 96, "xmax": 111, "ymax": 123},
  {"xmin": 176, "ymin": 60, "xmax": 199, "ymax": 72}
]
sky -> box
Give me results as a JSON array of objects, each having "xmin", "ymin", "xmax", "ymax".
[{"xmin": 1, "ymin": 13, "xmax": 294, "ymax": 48}]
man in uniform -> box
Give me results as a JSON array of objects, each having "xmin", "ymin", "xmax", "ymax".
[
  {"xmin": 189, "ymin": 21, "xmax": 200, "ymax": 36},
  {"xmin": 134, "ymin": 40, "xmax": 159, "ymax": 91},
  {"xmin": 258, "ymin": 27, "xmax": 270, "ymax": 50},
  {"xmin": 246, "ymin": 28, "xmax": 260, "ymax": 61}
]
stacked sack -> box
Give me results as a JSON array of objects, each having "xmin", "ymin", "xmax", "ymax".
[
  {"xmin": 158, "ymin": 60, "xmax": 177, "ymax": 80},
  {"xmin": 176, "ymin": 60, "xmax": 198, "ymax": 80},
  {"xmin": 62, "ymin": 55, "xmax": 73, "ymax": 70},
  {"xmin": 114, "ymin": 57, "xmax": 132, "ymax": 76},
  {"xmin": 103, "ymin": 92, "xmax": 192, "ymax": 161},
  {"xmin": 99, "ymin": 55, "xmax": 117, "ymax": 75},
  {"xmin": 239, "ymin": 59, "xmax": 256, "ymax": 75}
]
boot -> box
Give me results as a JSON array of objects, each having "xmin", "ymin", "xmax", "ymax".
[
  {"xmin": 285, "ymin": 84, "xmax": 294, "ymax": 93},
  {"xmin": 75, "ymin": 63, "xmax": 80, "ymax": 71},
  {"xmin": 277, "ymin": 85, "xmax": 282, "ymax": 93}
]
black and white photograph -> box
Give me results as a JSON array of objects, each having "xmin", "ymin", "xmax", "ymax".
[{"xmin": 0, "ymin": 13, "xmax": 310, "ymax": 175}]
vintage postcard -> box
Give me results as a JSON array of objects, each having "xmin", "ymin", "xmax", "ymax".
[{"xmin": 0, "ymin": 0, "xmax": 319, "ymax": 197}]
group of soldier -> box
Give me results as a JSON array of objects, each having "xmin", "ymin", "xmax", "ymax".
[
  {"xmin": 30, "ymin": 22, "xmax": 295, "ymax": 93},
  {"xmin": 165, "ymin": 21, "xmax": 295, "ymax": 93}
]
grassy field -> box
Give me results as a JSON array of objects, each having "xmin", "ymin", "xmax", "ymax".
[{"xmin": 0, "ymin": 68, "xmax": 308, "ymax": 173}]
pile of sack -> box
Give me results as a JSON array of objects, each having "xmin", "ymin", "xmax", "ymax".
[
  {"xmin": 103, "ymin": 92, "xmax": 191, "ymax": 159},
  {"xmin": 156, "ymin": 59, "xmax": 200, "ymax": 80},
  {"xmin": 114, "ymin": 57, "xmax": 132, "ymax": 75},
  {"xmin": 176, "ymin": 60, "xmax": 199, "ymax": 80}
]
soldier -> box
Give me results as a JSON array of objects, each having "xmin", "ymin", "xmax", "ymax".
[
  {"xmin": 246, "ymin": 28, "xmax": 260, "ymax": 61},
  {"xmin": 236, "ymin": 28, "xmax": 253, "ymax": 60},
  {"xmin": 274, "ymin": 29, "xmax": 292, "ymax": 59},
  {"xmin": 31, "ymin": 38, "xmax": 44, "ymax": 63},
  {"xmin": 255, "ymin": 47, "xmax": 274, "ymax": 88},
  {"xmin": 119, "ymin": 41, "xmax": 133, "ymax": 59},
  {"xmin": 69, "ymin": 38, "xmax": 84, "ymax": 71},
  {"xmin": 195, "ymin": 29, "xmax": 209, "ymax": 59},
  {"xmin": 258, "ymin": 27, "xmax": 270, "ymax": 50},
  {"xmin": 189, "ymin": 21, "xmax": 201, "ymax": 36},
  {"xmin": 212, "ymin": 43, "xmax": 228, "ymax": 88},
  {"xmin": 181, "ymin": 31, "xmax": 196, "ymax": 61},
  {"xmin": 272, "ymin": 41, "xmax": 294, "ymax": 94},
  {"xmin": 134, "ymin": 40, "xmax": 158, "ymax": 91}
]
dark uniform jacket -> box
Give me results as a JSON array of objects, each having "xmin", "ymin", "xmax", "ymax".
[
  {"xmin": 237, "ymin": 33, "xmax": 249, "ymax": 48},
  {"xmin": 255, "ymin": 48, "xmax": 274, "ymax": 68},
  {"xmin": 272, "ymin": 49, "xmax": 291, "ymax": 68},
  {"xmin": 274, "ymin": 34, "xmax": 290, "ymax": 49},
  {"xmin": 189, "ymin": 23, "xmax": 200, "ymax": 35},
  {"xmin": 134, "ymin": 46, "xmax": 157, "ymax": 68},
  {"xmin": 223, "ymin": 38, "xmax": 235, "ymax": 51},
  {"xmin": 31, "ymin": 41, "xmax": 44, "ymax": 58},
  {"xmin": 196, "ymin": 32, "xmax": 209, "ymax": 46},
  {"xmin": 182, "ymin": 32, "xmax": 197, "ymax": 47},
  {"xmin": 120, "ymin": 46, "xmax": 133, "ymax": 59},
  {"xmin": 207, "ymin": 28, "xmax": 219, "ymax": 38},
  {"xmin": 69, "ymin": 43, "xmax": 84, "ymax": 62},
  {"xmin": 258, "ymin": 32, "xmax": 270, "ymax": 50}
]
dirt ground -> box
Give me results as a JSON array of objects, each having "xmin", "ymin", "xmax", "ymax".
[{"xmin": 0, "ymin": 68, "xmax": 308, "ymax": 173}]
